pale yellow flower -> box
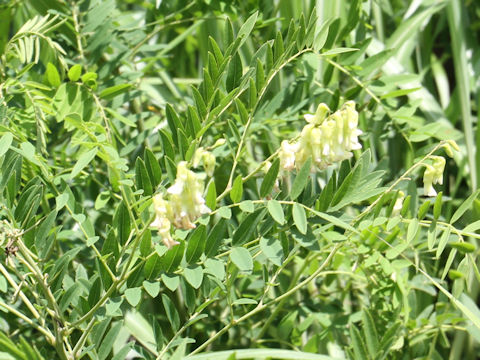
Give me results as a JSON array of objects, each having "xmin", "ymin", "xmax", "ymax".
[
  {"xmin": 423, "ymin": 156, "xmax": 445, "ymax": 197},
  {"xmin": 279, "ymin": 140, "xmax": 298, "ymax": 171},
  {"xmin": 151, "ymin": 162, "xmax": 210, "ymax": 248}
]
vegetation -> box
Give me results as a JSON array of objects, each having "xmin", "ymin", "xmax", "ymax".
[{"xmin": 0, "ymin": 0, "xmax": 480, "ymax": 359}]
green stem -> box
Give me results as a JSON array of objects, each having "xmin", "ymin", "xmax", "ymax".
[
  {"xmin": 190, "ymin": 243, "xmax": 342, "ymax": 355},
  {"xmin": 217, "ymin": 48, "xmax": 313, "ymax": 202},
  {"xmin": 0, "ymin": 299, "xmax": 55, "ymax": 344}
]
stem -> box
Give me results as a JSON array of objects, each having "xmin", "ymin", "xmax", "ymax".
[
  {"xmin": 354, "ymin": 141, "xmax": 446, "ymax": 223},
  {"xmin": 0, "ymin": 262, "xmax": 41, "ymax": 320},
  {"xmin": 15, "ymin": 240, "xmax": 72, "ymax": 359},
  {"xmin": 70, "ymin": 280, "xmax": 118, "ymax": 328},
  {"xmin": 255, "ymin": 252, "xmax": 314, "ymax": 340},
  {"xmin": 156, "ymin": 312, "xmax": 202, "ymax": 359},
  {"xmin": 0, "ymin": 299, "xmax": 56, "ymax": 344},
  {"xmin": 217, "ymin": 48, "xmax": 313, "ymax": 202},
  {"xmin": 71, "ymin": 317, "xmax": 96, "ymax": 358},
  {"xmin": 71, "ymin": 3, "xmax": 85, "ymax": 64},
  {"xmin": 190, "ymin": 243, "xmax": 342, "ymax": 355}
]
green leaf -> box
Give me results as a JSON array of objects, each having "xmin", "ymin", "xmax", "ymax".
[
  {"xmin": 35, "ymin": 210, "xmax": 57, "ymax": 258},
  {"xmin": 14, "ymin": 183, "xmax": 42, "ymax": 226},
  {"xmin": 310, "ymin": 209, "xmax": 357, "ymax": 233},
  {"xmin": 450, "ymin": 190, "xmax": 480, "ymax": 224},
  {"xmin": 236, "ymin": 11, "xmax": 258, "ymax": 49},
  {"xmin": 71, "ymin": 147, "xmax": 98, "ymax": 178},
  {"xmin": 322, "ymin": 47, "xmax": 359, "ymax": 56},
  {"xmin": 88, "ymin": 277, "xmax": 101, "ymax": 307},
  {"xmin": 162, "ymin": 294, "xmax": 180, "ymax": 331},
  {"xmin": 208, "ymin": 35, "xmax": 224, "ymax": 65},
  {"xmin": 406, "ymin": 219, "xmax": 419, "ymax": 243},
  {"xmin": 218, "ymin": 206, "xmax": 232, "ymax": 219},
  {"xmin": 105, "ymin": 107, "xmax": 136, "ymax": 127},
  {"xmin": 260, "ymin": 158, "xmax": 280, "ymax": 198},
  {"xmin": 273, "ymin": 30, "xmax": 284, "ymax": 63},
  {"xmin": 99, "ymin": 83, "xmax": 132, "ymax": 100},
  {"xmin": 436, "ymin": 228, "xmax": 452, "ymax": 258},
  {"xmin": 135, "ymin": 157, "xmax": 153, "ymax": 196},
  {"xmin": 142, "ymin": 281, "xmax": 160, "ymax": 298},
  {"xmin": 165, "ymin": 104, "xmax": 184, "ymax": 146},
  {"xmin": 59, "ymin": 283, "xmax": 82, "ymax": 312},
  {"xmin": 204, "ymin": 258, "xmax": 225, "ymax": 281},
  {"xmin": 144, "ymin": 148, "xmax": 162, "ymax": 187},
  {"xmin": 162, "ymin": 274, "xmax": 180, "ymax": 292},
  {"xmin": 362, "ymin": 309, "xmax": 379, "ymax": 358},
  {"xmin": 68, "ymin": 64, "xmax": 82, "ymax": 82},
  {"xmin": 183, "ymin": 265, "xmax": 204, "ymax": 289},
  {"xmin": 81, "ymin": 72, "xmax": 97, "ymax": 89},
  {"xmin": 205, "ymin": 219, "xmax": 227, "ymax": 257},
  {"xmin": 378, "ymin": 322, "xmax": 402, "ymax": 359},
  {"xmin": 313, "ymin": 18, "xmax": 334, "ymax": 52},
  {"xmin": 380, "ymin": 87, "xmax": 422, "ymax": 99},
  {"xmin": 113, "ymin": 201, "xmax": 130, "ymax": 245},
  {"xmin": 292, "ymin": 203, "xmax": 307, "ymax": 235},
  {"xmin": 255, "ymin": 59, "xmax": 265, "ymax": 91},
  {"xmin": 125, "ymin": 287, "xmax": 142, "ymax": 307},
  {"xmin": 232, "ymin": 209, "xmax": 266, "ymax": 245},
  {"xmin": 46, "ymin": 62, "xmax": 61, "ymax": 87},
  {"xmin": 290, "ymin": 158, "xmax": 311, "ymax": 200},
  {"xmin": 160, "ymin": 241, "xmax": 185, "ymax": 273},
  {"xmin": 260, "ymin": 237, "xmax": 283, "ymax": 266},
  {"xmin": 267, "ymin": 200, "xmax": 284, "ymax": 225},
  {"xmin": 191, "ymin": 85, "xmax": 207, "ymax": 119},
  {"xmin": 427, "ymin": 222, "xmax": 437, "ymax": 250},
  {"xmin": 226, "ymin": 53, "xmax": 242, "ymax": 92},
  {"xmin": 350, "ymin": 323, "xmax": 368, "ymax": 360},
  {"xmin": 230, "ymin": 247, "xmax": 253, "ymax": 272},
  {"xmin": 249, "ymin": 78, "xmax": 257, "ymax": 108},
  {"xmin": 98, "ymin": 322, "xmax": 123, "ymax": 360},
  {"xmin": 186, "ymin": 225, "xmax": 206, "ymax": 264},
  {"xmin": 232, "ymin": 298, "xmax": 258, "ymax": 306},
  {"xmin": 464, "ymin": 220, "xmax": 480, "ymax": 233},
  {"xmin": 55, "ymin": 192, "xmax": 69, "ymax": 212},
  {"xmin": 230, "ymin": 175, "xmax": 243, "ymax": 203},
  {"xmin": 0, "ymin": 132, "xmax": 13, "ymax": 157},
  {"xmin": 239, "ymin": 200, "xmax": 254, "ymax": 213}
]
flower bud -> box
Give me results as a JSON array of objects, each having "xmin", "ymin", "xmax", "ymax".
[
  {"xmin": 193, "ymin": 147, "xmax": 216, "ymax": 177},
  {"xmin": 443, "ymin": 140, "xmax": 459, "ymax": 158}
]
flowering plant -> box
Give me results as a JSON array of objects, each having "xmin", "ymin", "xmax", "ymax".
[{"xmin": 0, "ymin": 3, "xmax": 478, "ymax": 360}]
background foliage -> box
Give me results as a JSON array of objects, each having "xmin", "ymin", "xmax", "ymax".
[{"xmin": 0, "ymin": 0, "xmax": 480, "ymax": 359}]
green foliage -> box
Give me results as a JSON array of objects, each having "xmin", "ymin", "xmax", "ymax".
[{"xmin": 0, "ymin": 1, "xmax": 479, "ymax": 360}]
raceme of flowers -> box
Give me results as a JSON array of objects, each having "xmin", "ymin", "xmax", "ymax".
[
  {"xmin": 151, "ymin": 161, "xmax": 211, "ymax": 248},
  {"xmin": 279, "ymin": 101, "xmax": 363, "ymax": 171}
]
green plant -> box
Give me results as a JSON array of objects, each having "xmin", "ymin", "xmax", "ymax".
[{"xmin": 0, "ymin": 1, "xmax": 479, "ymax": 359}]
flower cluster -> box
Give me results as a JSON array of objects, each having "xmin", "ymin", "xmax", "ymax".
[
  {"xmin": 151, "ymin": 161, "xmax": 210, "ymax": 248},
  {"xmin": 279, "ymin": 101, "xmax": 362, "ymax": 171}
]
